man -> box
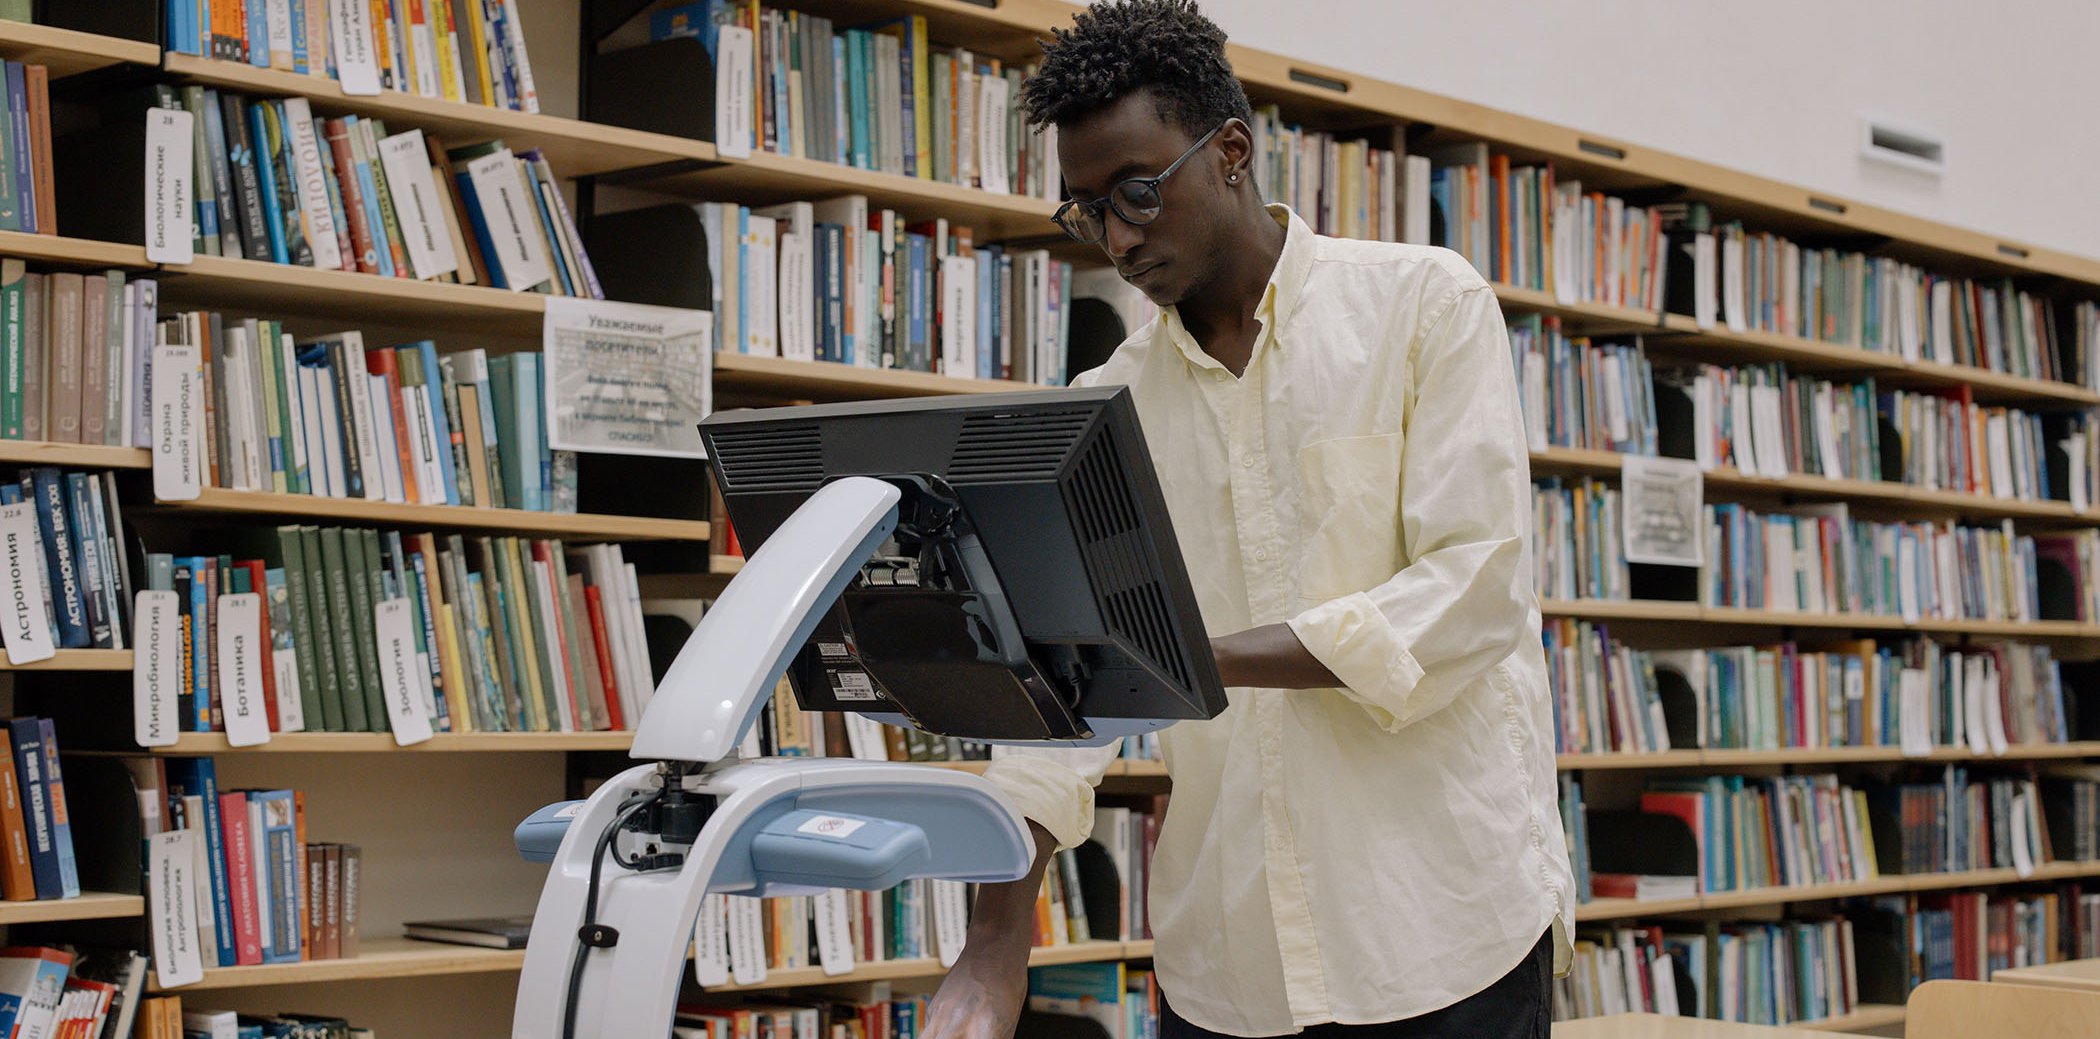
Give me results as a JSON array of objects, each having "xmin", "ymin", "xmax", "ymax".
[{"xmin": 925, "ymin": 2, "xmax": 1573, "ymax": 1038}]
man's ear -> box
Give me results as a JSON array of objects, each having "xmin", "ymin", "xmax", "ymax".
[{"xmin": 1215, "ymin": 117, "xmax": 1255, "ymax": 185}]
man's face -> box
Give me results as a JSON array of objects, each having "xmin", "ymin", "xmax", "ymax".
[{"xmin": 1056, "ymin": 92, "xmax": 1226, "ymax": 307}]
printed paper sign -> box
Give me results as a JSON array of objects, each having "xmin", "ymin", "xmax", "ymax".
[
  {"xmin": 1620, "ymin": 455, "xmax": 1703, "ymax": 567},
  {"xmin": 692, "ymin": 893, "xmax": 730, "ymax": 987},
  {"xmin": 135, "ymin": 590, "xmax": 182, "ymax": 746},
  {"xmin": 377, "ymin": 129, "xmax": 459, "ymax": 280},
  {"xmin": 149, "ymin": 830, "xmax": 205, "ymax": 988},
  {"xmin": 933, "ymin": 880, "xmax": 969, "ymax": 968},
  {"xmin": 465, "ymin": 150, "xmax": 553, "ymax": 291},
  {"xmin": 726, "ymin": 894, "xmax": 768, "ymax": 985},
  {"xmin": 329, "ymin": 0, "xmax": 382, "ymax": 94},
  {"xmin": 714, "ymin": 26, "xmax": 756, "ymax": 159},
  {"xmin": 152, "ymin": 344, "xmax": 203, "ymax": 501},
  {"xmin": 0, "ymin": 504, "xmax": 53, "ymax": 666},
  {"xmin": 813, "ymin": 888, "xmax": 855, "ymax": 976},
  {"xmin": 144, "ymin": 108, "xmax": 195, "ymax": 264},
  {"xmin": 375, "ymin": 598, "xmax": 434, "ymax": 746},
  {"xmin": 978, "ymin": 77, "xmax": 1011, "ymax": 195},
  {"xmin": 217, "ymin": 593, "xmax": 272, "ymax": 747},
  {"xmin": 543, "ymin": 297, "xmax": 712, "ymax": 458},
  {"xmin": 1898, "ymin": 669, "xmax": 1931, "ymax": 757},
  {"xmin": 795, "ymin": 815, "xmax": 867, "ymax": 840}
]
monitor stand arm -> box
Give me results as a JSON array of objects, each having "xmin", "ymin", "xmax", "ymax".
[{"xmin": 511, "ymin": 477, "xmax": 1037, "ymax": 1039}]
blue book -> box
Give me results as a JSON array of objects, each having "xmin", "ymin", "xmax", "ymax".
[
  {"xmin": 906, "ymin": 234, "xmax": 930, "ymax": 371},
  {"xmin": 165, "ymin": 0, "xmax": 191, "ymax": 55},
  {"xmin": 247, "ymin": 105, "xmax": 289, "ymax": 264},
  {"xmin": 5, "ymin": 719, "xmax": 56, "ymax": 899},
  {"xmin": 165, "ymin": 757, "xmax": 235, "ymax": 966},
  {"xmin": 344, "ymin": 118, "xmax": 394, "ymax": 278},
  {"xmin": 201, "ymin": 90, "xmax": 245, "ymax": 260},
  {"xmin": 449, "ymin": 169, "xmax": 502, "ymax": 289},
  {"xmin": 977, "ymin": 246, "xmax": 997, "ymax": 379},
  {"xmin": 254, "ymin": 789, "xmax": 300, "ymax": 963},
  {"xmin": 519, "ymin": 158, "xmax": 572, "ymax": 295},
  {"xmin": 178, "ymin": 556, "xmax": 211, "ymax": 729},
  {"xmin": 34, "ymin": 718, "xmax": 77, "ymax": 899},
  {"xmin": 246, "ymin": 0, "xmax": 269, "ymax": 66},
  {"xmin": 312, "ymin": 117, "xmax": 351, "ymax": 268},
  {"xmin": 412, "ymin": 342, "xmax": 459, "ymax": 505},
  {"xmin": 735, "ymin": 208, "xmax": 750, "ymax": 351},
  {"xmin": 5, "ymin": 63, "xmax": 28, "ymax": 234},
  {"xmin": 288, "ymin": 0, "xmax": 308, "ymax": 73},
  {"xmin": 28, "ymin": 469, "xmax": 86, "ymax": 650},
  {"xmin": 528, "ymin": 354, "xmax": 550, "ymax": 513},
  {"xmin": 63, "ymin": 474, "xmax": 109, "ymax": 649}
]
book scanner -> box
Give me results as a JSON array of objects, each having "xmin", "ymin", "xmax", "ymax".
[{"xmin": 512, "ymin": 388, "xmax": 1227, "ymax": 1039}]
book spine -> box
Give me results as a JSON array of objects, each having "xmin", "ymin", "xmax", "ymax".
[
  {"xmin": 31, "ymin": 468, "xmax": 87, "ymax": 648},
  {"xmin": 219, "ymin": 790, "xmax": 263, "ymax": 965},
  {"xmin": 299, "ymin": 525, "xmax": 348, "ymax": 731},
  {"xmin": 4, "ymin": 721, "xmax": 54, "ymax": 900},
  {"xmin": 0, "ymin": 729, "xmax": 30, "ymax": 901},
  {"xmin": 33, "ymin": 719, "xmax": 75, "ymax": 900},
  {"xmin": 220, "ymin": 94, "xmax": 274, "ymax": 260},
  {"xmin": 319, "ymin": 526, "xmax": 370, "ymax": 731}
]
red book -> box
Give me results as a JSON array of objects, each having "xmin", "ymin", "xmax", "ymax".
[
  {"xmin": 219, "ymin": 790, "xmax": 263, "ymax": 965},
  {"xmin": 23, "ymin": 65, "xmax": 52, "ymax": 237},
  {"xmin": 364, "ymin": 349, "xmax": 421, "ymax": 505},
  {"xmin": 325, "ymin": 118, "xmax": 379, "ymax": 274},
  {"xmin": 581, "ymin": 585, "xmax": 623, "ymax": 730}
]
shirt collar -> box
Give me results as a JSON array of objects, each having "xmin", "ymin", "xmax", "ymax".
[{"xmin": 1161, "ymin": 204, "xmax": 1314, "ymax": 373}]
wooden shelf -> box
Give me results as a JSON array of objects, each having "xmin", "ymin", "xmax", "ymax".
[
  {"xmin": 0, "ymin": 649, "xmax": 131, "ymax": 671},
  {"xmin": 0, "ymin": 22, "xmax": 158, "ymax": 78},
  {"xmin": 646, "ymin": 149, "xmax": 1061, "ymax": 242},
  {"xmin": 161, "ymin": 55, "xmax": 709, "ymax": 179},
  {"xmin": 714, "ymin": 352, "xmax": 1035, "ymax": 401},
  {"xmin": 710, "ymin": 555, "xmax": 745, "ymax": 575},
  {"xmin": 1539, "ymin": 598, "xmax": 2100, "ymax": 638},
  {"xmin": 152, "ymin": 731, "xmax": 638, "ymax": 753},
  {"xmin": 161, "ymin": 488, "xmax": 710, "ymax": 542},
  {"xmin": 0, "ymin": 890, "xmax": 144, "ymax": 925},
  {"xmin": 1575, "ymin": 860, "xmax": 2100, "ymax": 921},
  {"xmin": 1529, "ymin": 447, "xmax": 2094, "ymax": 527},
  {"xmin": 154, "ymin": 254, "xmax": 547, "ymax": 338},
  {"xmin": 151, "ymin": 937, "xmax": 526, "ymax": 992},
  {"xmin": 0, "ymin": 231, "xmax": 150, "ymax": 269},
  {"xmin": 1557, "ymin": 743, "xmax": 2100, "ymax": 771},
  {"xmin": 1802, "ymin": 1005, "xmax": 1906, "ymax": 1033},
  {"xmin": 0, "ymin": 440, "xmax": 149, "ymax": 469},
  {"xmin": 708, "ymin": 939, "xmax": 1136, "ymax": 993}
]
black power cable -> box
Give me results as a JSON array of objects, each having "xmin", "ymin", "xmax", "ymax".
[{"xmin": 559, "ymin": 792, "xmax": 664, "ymax": 1039}]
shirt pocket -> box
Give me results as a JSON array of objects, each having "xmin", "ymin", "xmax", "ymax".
[{"xmin": 1295, "ymin": 431, "xmax": 1403, "ymax": 602}]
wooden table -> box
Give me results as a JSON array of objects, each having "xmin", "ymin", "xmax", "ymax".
[
  {"xmin": 1993, "ymin": 957, "xmax": 2100, "ymax": 991},
  {"xmin": 1550, "ymin": 1015, "xmax": 1850, "ymax": 1039}
]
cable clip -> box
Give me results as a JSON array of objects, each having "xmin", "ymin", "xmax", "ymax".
[{"xmin": 578, "ymin": 923, "xmax": 620, "ymax": 949}]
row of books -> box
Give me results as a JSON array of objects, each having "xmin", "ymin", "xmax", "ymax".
[
  {"xmin": 0, "ymin": 267, "xmax": 155, "ymax": 448},
  {"xmin": 745, "ymin": 673, "xmax": 1164, "ymax": 766},
  {"xmin": 1530, "ymin": 477, "xmax": 1628, "ymax": 602},
  {"xmin": 0, "ymin": 946, "xmax": 151, "ymax": 1039},
  {"xmin": 165, "ymin": 0, "xmax": 541, "ymax": 115},
  {"xmin": 1509, "ymin": 317, "xmax": 1658, "ymax": 456},
  {"xmin": 1641, "ymin": 773, "xmax": 1879, "ymax": 894},
  {"xmin": 0, "ymin": 468, "xmax": 133, "ymax": 655},
  {"xmin": 1870, "ymin": 768, "xmax": 2049, "ymax": 877},
  {"xmin": 124, "ymin": 756, "xmax": 363, "ymax": 970},
  {"xmin": 653, "ymin": 4, "xmax": 1059, "ymax": 200},
  {"xmin": 1555, "ymin": 918, "xmax": 1856, "ymax": 1026},
  {"xmin": 1434, "ymin": 144, "xmax": 1672, "ymax": 312},
  {"xmin": 1247, "ymin": 107, "xmax": 1416, "ymax": 245},
  {"xmin": 692, "ymin": 198, "xmax": 1073, "ymax": 383},
  {"xmin": 152, "ymin": 527, "xmax": 654, "ymax": 737},
  {"xmin": 1545, "ymin": 622, "xmax": 2080, "ymax": 755},
  {"xmin": 166, "ymin": 317, "xmax": 575, "ymax": 513},
  {"xmin": 1856, "ymin": 888, "xmax": 2100, "ymax": 994},
  {"xmin": 0, "ymin": 60, "xmax": 52, "ymax": 235},
  {"xmin": 1695, "ymin": 217, "xmax": 2069, "ymax": 386},
  {"xmin": 2047, "ymin": 770, "xmax": 2100, "ymax": 863},
  {"xmin": 141, "ymin": 85, "xmax": 596, "ymax": 295},
  {"xmin": 0, "ymin": 717, "xmax": 76, "ymax": 902},
  {"xmin": 1880, "ymin": 386, "xmax": 2090, "ymax": 505},
  {"xmin": 1029, "ymin": 962, "xmax": 1160, "ymax": 1039},
  {"xmin": 177, "ymin": 1007, "xmax": 379, "ymax": 1039}
]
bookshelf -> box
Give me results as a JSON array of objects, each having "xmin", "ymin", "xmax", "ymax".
[
  {"xmin": 0, "ymin": 891, "xmax": 146, "ymax": 926},
  {"xmin": 3, "ymin": 3, "xmax": 2088, "ymax": 1037},
  {"xmin": 0, "ymin": 20, "xmax": 159, "ymax": 78},
  {"xmin": 0, "ymin": 649, "xmax": 132, "ymax": 671}
]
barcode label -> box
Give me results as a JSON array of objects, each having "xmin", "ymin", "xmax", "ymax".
[{"xmin": 830, "ymin": 669, "xmax": 878, "ymax": 702}]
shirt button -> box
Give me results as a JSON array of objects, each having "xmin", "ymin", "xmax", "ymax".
[
  {"xmin": 1241, "ymin": 456, "xmax": 1255, "ymax": 469},
  {"xmin": 1255, "ymin": 547, "xmax": 1270, "ymax": 562}
]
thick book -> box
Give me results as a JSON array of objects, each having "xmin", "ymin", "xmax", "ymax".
[
  {"xmin": 317, "ymin": 526, "xmax": 370, "ymax": 731},
  {"xmin": 218, "ymin": 790, "xmax": 263, "ymax": 965},
  {"xmin": 31, "ymin": 719, "xmax": 74, "ymax": 900},
  {"xmin": 3, "ymin": 721, "xmax": 53, "ymax": 901},
  {"xmin": 218, "ymin": 91, "xmax": 273, "ymax": 261},
  {"xmin": 403, "ymin": 914, "xmax": 533, "ymax": 949},
  {"xmin": 254, "ymin": 789, "xmax": 301, "ymax": 964},
  {"xmin": 0, "ymin": 728, "xmax": 28, "ymax": 902},
  {"xmin": 297, "ymin": 524, "xmax": 347, "ymax": 731}
]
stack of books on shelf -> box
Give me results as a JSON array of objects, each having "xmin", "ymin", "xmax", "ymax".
[
  {"xmin": 1509, "ymin": 317, "xmax": 1656, "ymax": 455},
  {"xmin": 180, "ymin": 1007, "xmax": 380, "ymax": 1039},
  {"xmin": 2042, "ymin": 766, "xmax": 2100, "ymax": 862},
  {"xmin": 1865, "ymin": 767, "xmax": 2050, "ymax": 877},
  {"xmin": 0, "ymin": 467, "xmax": 133, "ymax": 657},
  {"xmin": 1556, "ymin": 917, "xmax": 1857, "ymax": 1026},
  {"xmin": 1029, "ymin": 961, "xmax": 1160, "ymax": 1039},
  {"xmin": 1247, "ymin": 106, "xmax": 1407, "ymax": 244},
  {"xmin": 1435, "ymin": 144, "xmax": 1672, "ymax": 311},
  {"xmin": 1854, "ymin": 885, "xmax": 2100, "ymax": 993},
  {"xmin": 651, "ymin": 4, "xmax": 1059, "ymax": 200},
  {"xmin": 1529, "ymin": 477, "xmax": 1628, "ymax": 602},
  {"xmin": 0, "ymin": 59, "xmax": 54, "ymax": 236},
  {"xmin": 164, "ymin": 0, "xmax": 541, "ymax": 114},
  {"xmin": 162, "ymin": 319, "xmax": 575, "ymax": 512},
  {"xmin": 148, "ymin": 526, "xmax": 652, "ymax": 737},
  {"xmin": 0, "ymin": 717, "xmax": 78, "ymax": 902},
  {"xmin": 1542, "ymin": 619, "xmax": 1670, "ymax": 755},
  {"xmin": 122, "ymin": 757, "xmax": 363, "ymax": 970},
  {"xmin": 1639, "ymin": 772, "xmax": 1879, "ymax": 895},
  {"xmin": 0, "ymin": 266, "xmax": 156, "ymax": 448},
  {"xmin": 1881, "ymin": 387, "xmax": 2095, "ymax": 505},
  {"xmin": 0, "ymin": 945, "xmax": 153, "ymax": 1039}
]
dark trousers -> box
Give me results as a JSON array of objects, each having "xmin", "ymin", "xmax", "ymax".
[{"xmin": 1160, "ymin": 931, "xmax": 1552, "ymax": 1039}]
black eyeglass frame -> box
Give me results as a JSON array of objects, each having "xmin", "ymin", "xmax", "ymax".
[{"xmin": 1051, "ymin": 122, "xmax": 1229, "ymax": 244}]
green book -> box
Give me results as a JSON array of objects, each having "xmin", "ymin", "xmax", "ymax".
[
  {"xmin": 492, "ymin": 537, "xmax": 546, "ymax": 731},
  {"xmin": 255, "ymin": 320, "xmax": 286, "ymax": 493},
  {"xmin": 296, "ymin": 525, "xmax": 344, "ymax": 731},
  {"xmin": 275, "ymin": 526, "xmax": 330, "ymax": 732},
  {"xmin": 473, "ymin": 537, "xmax": 532, "ymax": 731},
  {"xmin": 0, "ymin": 3, "xmax": 30, "ymax": 26},
  {"xmin": 0, "ymin": 60, "xmax": 18, "ymax": 234},
  {"xmin": 0, "ymin": 258, "xmax": 21, "ymax": 439},
  {"xmin": 485, "ymin": 354, "xmax": 524, "ymax": 513},
  {"xmin": 229, "ymin": 564, "xmax": 251, "ymax": 595},
  {"xmin": 319, "ymin": 526, "xmax": 370, "ymax": 731},
  {"xmin": 512, "ymin": 538, "xmax": 566, "ymax": 731},
  {"xmin": 345, "ymin": 528, "xmax": 387, "ymax": 732}
]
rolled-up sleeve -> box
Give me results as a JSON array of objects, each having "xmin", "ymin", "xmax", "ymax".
[
  {"xmin": 1285, "ymin": 284, "xmax": 1532, "ymax": 733},
  {"xmin": 980, "ymin": 740, "xmax": 1123, "ymax": 851}
]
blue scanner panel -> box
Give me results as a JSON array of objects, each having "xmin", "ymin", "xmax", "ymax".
[
  {"xmin": 516, "ymin": 800, "xmax": 587, "ymax": 864},
  {"xmin": 750, "ymin": 810, "xmax": 931, "ymax": 891}
]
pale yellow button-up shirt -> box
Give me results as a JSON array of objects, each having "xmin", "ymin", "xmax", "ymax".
[{"xmin": 983, "ymin": 205, "xmax": 1573, "ymax": 1037}]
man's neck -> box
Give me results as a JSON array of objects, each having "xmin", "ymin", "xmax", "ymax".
[{"xmin": 1178, "ymin": 208, "xmax": 1288, "ymax": 378}]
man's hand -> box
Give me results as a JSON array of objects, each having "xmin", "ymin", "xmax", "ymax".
[
  {"xmin": 1211, "ymin": 623, "xmax": 1340, "ymax": 689},
  {"xmin": 923, "ymin": 823, "xmax": 1058, "ymax": 1039}
]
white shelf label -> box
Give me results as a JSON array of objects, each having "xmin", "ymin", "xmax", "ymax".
[
  {"xmin": 152, "ymin": 344, "xmax": 203, "ymax": 501},
  {"xmin": 149, "ymin": 829, "xmax": 205, "ymax": 988},
  {"xmin": 0, "ymin": 503, "xmax": 54, "ymax": 666},
  {"xmin": 144, "ymin": 108, "xmax": 194, "ymax": 265},
  {"xmin": 375, "ymin": 598, "xmax": 433, "ymax": 746},
  {"xmin": 217, "ymin": 593, "xmax": 271, "ymax": 747},
  {"xmin": 134, "ymin": 590, "xmax": 182, "ymax": 746}
]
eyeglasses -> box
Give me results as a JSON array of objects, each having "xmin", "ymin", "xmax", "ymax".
[{"xmin": 1051, "ymin": 122, "xmax": 1226, "ymax": 244}]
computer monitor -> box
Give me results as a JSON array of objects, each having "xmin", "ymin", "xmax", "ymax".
[{"xmin": 699, "ymin": 386, "xmax": 1226, "ymax": 744}]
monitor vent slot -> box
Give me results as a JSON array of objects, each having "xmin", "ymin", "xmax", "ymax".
[
  {"xmin": 947, "ymin": 410, "xmax": 1093, "ymax": 483},
  {"xmin": 711, "ymin": 424, "xmax": 825, "ymax": 490},
  {"xmin": 1066, "ymin": 433, "xmax": 1189, "ymax": 690}
]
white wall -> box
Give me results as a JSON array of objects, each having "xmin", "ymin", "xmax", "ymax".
[{"xmin": 1192, "ymin": 0, "xmax": 2100, "ymax": 261}]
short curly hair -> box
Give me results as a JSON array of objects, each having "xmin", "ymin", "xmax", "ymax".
[{"xmin": 1021, "ymin": 0, "xmax": 1253, "ymax": 135}]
